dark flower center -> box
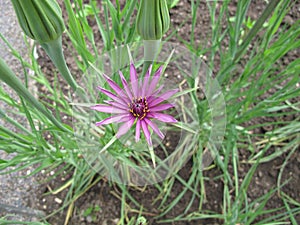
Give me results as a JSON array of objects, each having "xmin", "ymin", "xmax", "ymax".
[{"xmin": 129, "ymin": 97, "xmax": 149, "ymax": 120}]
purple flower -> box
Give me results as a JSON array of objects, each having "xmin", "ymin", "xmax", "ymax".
[{"xmin": 91, "ymin": 63, "xmax": 178, "ymax": 146}]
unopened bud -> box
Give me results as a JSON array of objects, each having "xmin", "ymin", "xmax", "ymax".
[
  {"xmin": 11, "ymin": 0, "xmax": 65, "ymax": 43},
  {"xmin": 136, "ymin": 0, "xmax": 170, "ymax": 40}
]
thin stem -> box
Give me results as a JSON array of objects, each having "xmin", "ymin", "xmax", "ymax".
[
  {"xmin": 234, "ymin": 0, "xmax": 282, "ymax": 62},
  {"xmin": 142, "ymin": 40, "xmax": 161, "ymax": 75},
  {"xmin": 99, "ymin": 135, "xmax": 118, "ymax": 154},
  {"xmin": 40, "ymin": 37, "xmax": 78, "ymax": 91}
]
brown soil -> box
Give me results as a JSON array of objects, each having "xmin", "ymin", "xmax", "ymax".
[{"xmin": 34, "ymin": 1, "xmax": 300, "ymax": 225}]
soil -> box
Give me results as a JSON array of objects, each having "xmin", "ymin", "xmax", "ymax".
[{"xmin": 31, "ymin": 0, "xmax": 300, "ymax": 225}]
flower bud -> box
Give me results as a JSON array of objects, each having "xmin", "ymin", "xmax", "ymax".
[
  {"xmin": 136, "ymin": 0, "xmax": 170, "ymax": 40},
  {"xmin": 11, "ymin": 0, "xmax": 65, "ymax": 43}
]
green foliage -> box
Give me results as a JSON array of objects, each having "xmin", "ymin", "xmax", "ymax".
[
  {"xmin": 63, "ymin": 0, "xmax": 140, "ymax": 70},
  {"xmin": 82, "ymin": 205, "xmax": 101, "ymax": 222},
  {"xmin": 167, "ymin": 0, "xmax": 180, "ymax": 9},
  {"xmin": 0, "ymin": 0, "xmax": 299, "ymax": 224}
]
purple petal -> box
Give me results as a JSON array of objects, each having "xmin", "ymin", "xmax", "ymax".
[
  {"xmin": 141, "ymin": 64, "xmax": 152, "ymax": 97},
  {"xmin": 119, "ymin": 71, "xmax": 133, "ymax": 100},
  {"xmin": 135, "ymin": 119, "xmax": 141, "ymax": 142},
  {"xmin": 130, "ymin": 63, "xmax": 139, "ymax": 97},
  {"xmin": 147, "ymin": 112, "xmax": 177, "ymax": 123},
  {"xmin": 116, "ymin": 117, "xmax": 135, "ymax": 138},
  {"xmin": 146, "ymin": 84, "xmax": 164, "ymax": 102},
  {"xmin": 148, "ymin": 89, "xmax": 178, "ymax": 107},
  {"xmin": 97, "ymin": 87, "xmax": 128, "ymax": 107},
  {"xmin": 146, "ymin": 66, "xmax": 163, "ymax": 96},
  {"xmin": 103, "ymin": 74, "xmax": 129, "ymax": 102},
  {"xmin": 91, "ymin": 104, "xmax": 127, "ymax": 114},
  {"xmin": 149, "ymin": 103, "xmax": 175, "ymax": 112},
  {"xmin": 95, "ymin": 114, "xmax": 130, "ymax": 126},
  {"xmin": 144, "ymin": 118, "xmax": 164, "ymax": 139},
  {"xmin": 104, "ymin": 100, "xmax": 129, "ymax": 110},
  {"xmin": 153, "ymin": 84, "xmax": 164, "ymax": 95},
  {"xmin": 141, "ymin": 120, "xmax": 152, "ymax": 146}
]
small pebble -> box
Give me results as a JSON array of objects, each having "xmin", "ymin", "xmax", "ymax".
[
  {"xmin": 54, "ymin": 197, "xmax": 62, "ymax": 204},
  {"xmin": 86, "ymin": 215, "xmax": 93, "ymax": 223}
]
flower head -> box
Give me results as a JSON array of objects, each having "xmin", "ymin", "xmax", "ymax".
[{"xmin": 91, "ymin": 63, "xmax": 178, "ymax": 146}]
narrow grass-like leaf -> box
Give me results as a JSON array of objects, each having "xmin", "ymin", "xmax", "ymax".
[{"xmin": 0, "ymin": 58, "xmax": 69, "ymax": 132}]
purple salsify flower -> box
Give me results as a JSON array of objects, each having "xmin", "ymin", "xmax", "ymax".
[{"xmin": 91, "ymin": 63, "xmax": 178, "ymax": 146}]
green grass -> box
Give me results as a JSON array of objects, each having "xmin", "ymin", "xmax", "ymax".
[{"xmin": 0, "ymin": 0, "xmax": 299, "ymax": 224}]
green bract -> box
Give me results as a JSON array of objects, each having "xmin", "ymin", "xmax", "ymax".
[
  {"xmin": 11, "ymin": 0, "xmax": 65, "ymax": 43},
  {"xmin": 136, "ymin": 0, "xmax": 170, "ymax": 40}
]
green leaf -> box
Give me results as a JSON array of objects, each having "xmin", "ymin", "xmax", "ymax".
[{"xmin": 0, "ymin": 58, "xmax": 68, "ymax": 132}]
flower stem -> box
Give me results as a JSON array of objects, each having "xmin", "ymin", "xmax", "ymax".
[
  {"xmin": 40, "ymin": 37, "xmax": 78, "ymax": 91},
  {"xmin": 142, "ymin": 39, "xmax": 161, "ymax": 75},
  {"xmin": 99, "ymin": 135, "xmax": 118, "ymax": 154}
]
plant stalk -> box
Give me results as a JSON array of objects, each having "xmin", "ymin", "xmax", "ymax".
[
  {"xmin": 40, "ymin": 37, "xmax": 78, "ymax": 91},
  {"xmin": 142, "ymin": 39, "xmax": 161, "ymax": 75}
]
